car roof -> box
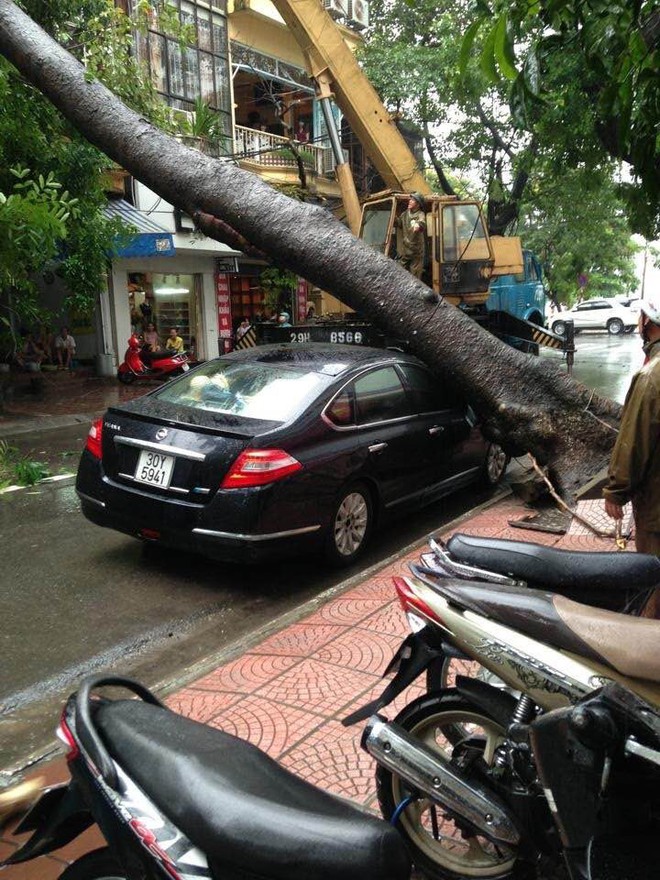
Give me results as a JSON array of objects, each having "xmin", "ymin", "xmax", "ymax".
[{"xmin": 218, "ymin": 343, "xmax": 424, "ymax": 376}]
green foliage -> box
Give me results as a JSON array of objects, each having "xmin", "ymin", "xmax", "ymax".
[
  {"xmin": 360, "ymin": 0, "xmax": 639, "ymax": 300},
  {"xmin": 259, "ymin": 266, "xmax": 297, "ymax": 313},
  {"xmin": 0, "ymin": 0, "xmax": 194, "ymax": 329},
  {"xmin": 520, "ymin": 167, "xmax": 639, "ymax": 304},
  {"xmin": 465, "ymin": 0, "xmax": 660, "ymax": 237},
  {"xmin": 0, "ymin": 440, "xmax": 50, "ymax": 489}
]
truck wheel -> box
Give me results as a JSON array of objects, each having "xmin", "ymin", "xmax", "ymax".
[{"xmin": 607, "ymin": 318, "xmax": 624, "ymax": 335}]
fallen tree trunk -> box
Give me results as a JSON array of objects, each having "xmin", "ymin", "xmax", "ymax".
[{"xmin": 0, "ymin": 0, "xmax": 622, "ymax": 497}]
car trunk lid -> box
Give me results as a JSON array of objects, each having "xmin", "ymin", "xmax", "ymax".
[{"xmin": 99, "ymin": 402, "xmax": 272, "ymax": 502}]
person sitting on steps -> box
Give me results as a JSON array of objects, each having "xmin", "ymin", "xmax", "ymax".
[{"xmin": 55, "ymin": 327, "xmax": 76, "ymax": 370}]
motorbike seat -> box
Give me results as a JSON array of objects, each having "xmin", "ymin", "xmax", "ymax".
[
  {"xmin": 446, "ymin": 533, "xmax": 660, "ymax": 607},
  {"xmin": 409, "ymin": 570, "xmax": 611, "ymax": 667},
  {"xmin": 553, "ymin": 594, "xmax": 660, "ymax": 684},
  {"xmin": 95, "ymin": 701, "xmax": 411, "ymax": 880}
]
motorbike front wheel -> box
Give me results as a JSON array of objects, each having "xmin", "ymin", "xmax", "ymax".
[
  {"xmin": 117, "ymin": 370, "xmax": 135, "ymax": 384},
  {"xmin": 376, "ymin": 692, "xmax": 519, "ymax": 880},
  {"xmin": 59, "ymin": 847, "xmax": 127, "ymax": 880}
]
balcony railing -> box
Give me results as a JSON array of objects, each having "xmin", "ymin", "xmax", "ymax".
[{"xmin": 234, "ymin": 125, "xmax": 345, "ymax": 176}]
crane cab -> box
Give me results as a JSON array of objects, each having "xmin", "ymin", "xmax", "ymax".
[{"xmin": 360, "ymin": 193, "xmax": 501, "ymax": 308}]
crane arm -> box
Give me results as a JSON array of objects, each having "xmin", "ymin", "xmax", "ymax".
[{"xmin": 271, "ymin": 0, "xmax": 430, "ymax": 196}]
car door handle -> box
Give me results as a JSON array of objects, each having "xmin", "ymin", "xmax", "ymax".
[
  {"xmin": 429, "ymin": 426, "xmax": 445, "ymax": 436},
  {"xmin": 368, "ymin": 442, "xmax": 388, "ymax": 454}
]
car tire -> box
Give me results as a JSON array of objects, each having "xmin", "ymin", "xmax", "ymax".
[
  {"xmin": 324, "ymin": 482, "xmax": 373, "ymax": 567},
  {"xmin": 607, "ymin": 318, "xmax": 624, "ymax": 335},
  {"xmin": 551, "ymin": 320, "xmax": 567, "ymax": 336},
  {"xmin": 482, "ymin": 443, "xmax": 509, "ymax": 487}
]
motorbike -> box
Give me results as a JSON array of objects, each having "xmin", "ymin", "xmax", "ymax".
[
  {"xmin": 117, "ymin": 334, "xmax": 190, "ymax": 384},
  {"xmin": 343, "ymin": 533, "xmax": 660, "ymax": 698},
  {"xmin": 345, "ymin": 566, "xmax": 660, "ymax": 880},
  {"xmin": 1, "ymin": 673, "xmax": 413, "ymax": 880}
]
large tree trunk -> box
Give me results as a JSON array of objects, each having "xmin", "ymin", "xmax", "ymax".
[{"xmin": 0, "ymin": 0, "xmax": 621, "ymax": 497}]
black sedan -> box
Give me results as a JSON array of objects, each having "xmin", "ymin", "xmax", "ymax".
[{"xmin": 76, "ymin": 344, "xmax": 507, "ymax": 565}]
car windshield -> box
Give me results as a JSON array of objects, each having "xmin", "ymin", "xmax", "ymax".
[{"xmin": 153, "ymin": 361, "xmax": 333, "ymax": 423}]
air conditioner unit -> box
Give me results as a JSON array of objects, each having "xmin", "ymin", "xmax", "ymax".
[
  {"xmin": 347, "ymin": 0, "xmax": 369, "ymax": 28},
  {"xmin": 323, "ymin": 0, "xmax": 349, "ymax": 20}
]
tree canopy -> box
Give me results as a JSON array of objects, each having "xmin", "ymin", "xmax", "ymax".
[
  {"xmin": 359, "ymin": 0, "xmax": 641, "ymax": 304},
  {"xmin": 466, "ymin": 0, "xmax": 660, "ymax": 239},
  {"xmin": 0, "ymin": 0, "xmax": 188, "ymax": 333}
]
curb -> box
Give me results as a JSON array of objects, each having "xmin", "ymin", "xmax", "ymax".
[
  {"xmin": 0, "ymin": 412, "xmax": 101, "ymax": 438},
  {"xmin": 0, "ymin": 474, "xmax": 75, "ymax": 496}
]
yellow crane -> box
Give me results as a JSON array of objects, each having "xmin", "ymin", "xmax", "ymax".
[{"xmin": 271, "ymin": 0, "xmax": 524, "ymax": 307}]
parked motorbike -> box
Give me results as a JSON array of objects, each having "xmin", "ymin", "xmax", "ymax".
[
  {"xmin": 1, "ymin": 674, "xmax": 413, "ymax": 880},
  {"xmin": 117, "ymin": 334, "xmax": 190, "ymax": 384},
  {"xmin": 349, "ymin": 533, "xmax": 660, "ymax": 697},
  {"xmin": 347, "ymin": 570, "xmax": 660, "ymax": 880}
]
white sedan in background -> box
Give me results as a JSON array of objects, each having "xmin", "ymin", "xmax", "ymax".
[{"xmin": 551, "ymin": 298, "xmax": 638, "ymax": 336}]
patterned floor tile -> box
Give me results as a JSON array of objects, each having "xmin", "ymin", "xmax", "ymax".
[
  {"xmin": 253, "ymin": 657, "xmax": 379, "ymax": 717},
  {"xmin": 166, "ymin": 688, "xmax": 243, "ymax": 724},
  {"xmin": 187, "ymin": 653, "xmax": 300, "ymax": 693},
  {"xmin": 311, "ymin": 629, "xmax": 401, "ymax": 676},
  {"xmin": 249, "ymin": 622, "xmax": 345, "ymax": 657},
  {"xmin": 347, "ymin": 574, "xmax": 403, "ymax": 603},
  {"xmin": 311, "ymin": 626, "xmax": 401, "ymax": 676},
  {"xmin": 279, "ymin": 719, "xmax": 377, "ymax": 804},
  {"xmin": 305, "ymin": 595, "xmax": 391, "ymax": 626},
  {"xmin": 356, "ymin": 601, "xmax": 409, "ymax": 638},
  {"xmin": 207, "ymin": 694, "xmax": 322, "ymax": 757}
]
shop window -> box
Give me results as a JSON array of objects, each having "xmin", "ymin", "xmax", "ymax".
[{"xmin": 128, "ymin": 272, "xmax": 198, "ymax": 353}]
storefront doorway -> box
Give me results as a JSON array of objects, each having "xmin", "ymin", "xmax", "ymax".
[{"xmin": 128, "ymin": 272, "xmax": 200, "ymax": 355}]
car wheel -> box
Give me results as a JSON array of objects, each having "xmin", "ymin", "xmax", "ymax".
[
  {"xmin": 482, "ymin": 443, "xmax": 509, "ymax": 487},
  {"xmin": 325, "ymin": 482, "xmax": 373, "ymax": 566},
  {"xmin": 551, "ymin": 320, "xmax": 567, "ymax": 336},
  {"xmin": 607, "ymin": 318, "xmax": 624, "ymax": 335}
]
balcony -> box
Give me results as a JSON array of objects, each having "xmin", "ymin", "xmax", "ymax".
[{"xmin": 234, "ymin": 125, "xmax": 343, "ymax": 177}]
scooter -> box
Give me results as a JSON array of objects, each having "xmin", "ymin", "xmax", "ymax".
[
  {"xmin": 117, "ymin": 334, "xmax": 190, "ymax": 384},
  {"xmin": 2, "ymin": 674, "xmax": 412, "ymax": 880},
  {"xmin": 342, "ymin": 534, "xmax": 660, "ymax": 707},
  {"xmin": 353, "ymin": 574, "xmax": 660, "ymax": 880}
]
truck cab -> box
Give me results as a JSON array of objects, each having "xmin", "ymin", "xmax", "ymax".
[
  {"xmin": 360, "ymin": 192, "xmax": 495, "ymax": 305},
  {"xmin": 486, "ymin": 250, "xmax": 545, "ymax": 327}
]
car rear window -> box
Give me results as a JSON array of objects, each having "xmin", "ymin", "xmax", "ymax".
[{"xmin": 153, "ymin": 361, "xmax": 333, "ymax": 423}]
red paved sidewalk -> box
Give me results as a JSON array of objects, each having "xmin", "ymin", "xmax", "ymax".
[{"xmin": 0, "ymin": 490, "xmax": 631, "ymax": 879}]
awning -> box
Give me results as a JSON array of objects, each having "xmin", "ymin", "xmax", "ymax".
[{"xmin": 104, "ymin": 198, "xmax": 176, "ymax": 258}]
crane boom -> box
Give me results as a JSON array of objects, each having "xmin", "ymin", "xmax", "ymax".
[{"xmin": 270, "ymin": 0, "xmax": 429, "ymax": 196}]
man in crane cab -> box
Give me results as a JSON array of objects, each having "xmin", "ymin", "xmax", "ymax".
[{"xmin": 395, "ymin": 192, "xmax": 427, "ymax": 280}]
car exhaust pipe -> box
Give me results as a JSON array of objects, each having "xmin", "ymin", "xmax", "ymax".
[{"xmin": 362, "ymin": 716, "xmax": 520, "ymax": 847}]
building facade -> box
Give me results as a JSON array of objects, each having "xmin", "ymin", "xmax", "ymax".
[{"xmin": 91, "ymin": 0, "xmax": 371, "ymax": 372}]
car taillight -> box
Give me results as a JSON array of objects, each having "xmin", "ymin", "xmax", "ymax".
[
  {"xmin": 221, "ymin": 449, "xmax": 302, "ymax": 488},
  {"xmin": 85, "ymin": 417, "xmax": 103, "ymax": 459},
  {"xmin": 393, "ymin": 576, "xmax": 439, "ymax": 624}
]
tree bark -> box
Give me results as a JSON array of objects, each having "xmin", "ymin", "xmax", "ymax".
[{"xmin": 0, "ymin": 0, "xmax": 622, "ymax": 497}]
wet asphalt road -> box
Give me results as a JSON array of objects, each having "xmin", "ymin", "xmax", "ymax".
[
  {"xmin": 0, "ymin": 332, "xmax": 643, "ymax": 772},
  {"xmin": 0, "ymin": 444, "xmax": 500, "ymax": 771}
]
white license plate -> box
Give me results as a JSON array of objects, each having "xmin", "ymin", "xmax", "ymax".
[
  {"xmin": 135, "ymin": 450, "xmax": 175, "ymax": 488},
  {"xmin": 182, "ymin": 363, "xmax": 190, "ymax": 371}
]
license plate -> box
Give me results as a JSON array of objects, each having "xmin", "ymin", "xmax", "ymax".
[
  {"xmin": 135, "ymin": 450, "xmax": 175, "ymax": 488},
  {"xmin": 182, "ymin": 363, "xmax": 189, "ymax": 371}
]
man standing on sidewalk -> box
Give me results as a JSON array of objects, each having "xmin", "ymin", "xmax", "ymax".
[{"xmin": 604, "ymin": 299, "xmax": 660, "ymax": 612}]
